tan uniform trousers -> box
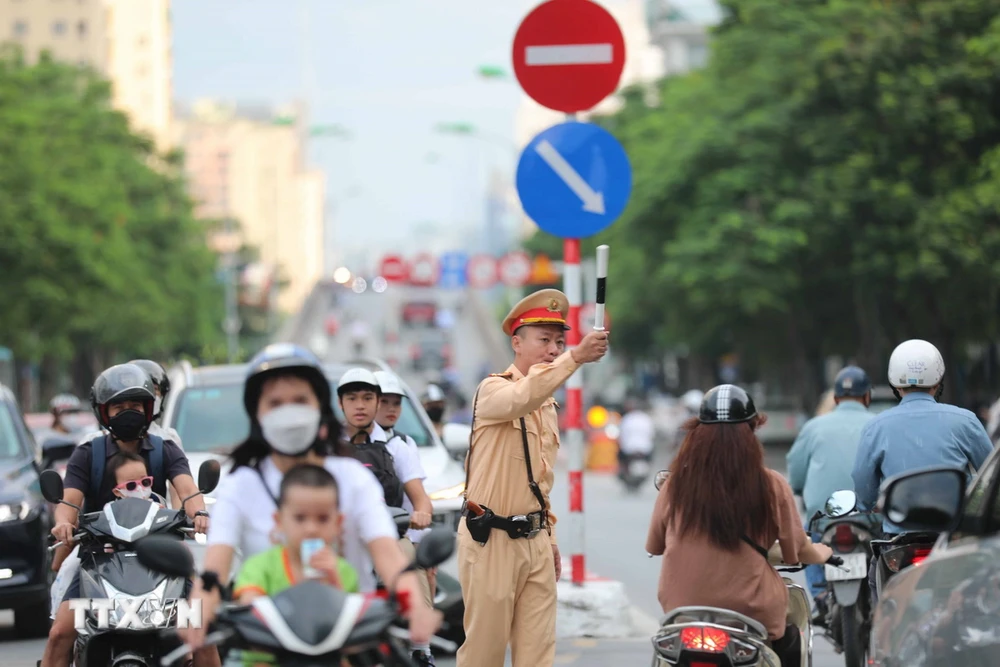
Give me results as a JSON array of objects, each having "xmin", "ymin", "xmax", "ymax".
[
  {"xmin": 398, "ymin": 537, "xmax": 434, "ymax": 608},
  {"xmin": 455, "ymin": 521, "xmax": 556, "ymax": 667}
]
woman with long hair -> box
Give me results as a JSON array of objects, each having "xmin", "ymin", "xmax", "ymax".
[
  {"xmin": 646, "ymin": 384, "xmax": 833, "ymax": 667},
  {"xmin": 178, "ymin": 343, "xmax": 439, "ymax": 654}
]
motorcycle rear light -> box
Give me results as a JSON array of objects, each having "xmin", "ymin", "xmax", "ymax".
[
  {"xmin": 681, "ymin": 626, "xmax": 730, "ymax": 652},
  {"xmin": 832, "ymin": 524, "xmax": 858, "ymax": 552},
  {"xmin": 884, "ymin": 544, "xmax": 934, "ymax": 572}
]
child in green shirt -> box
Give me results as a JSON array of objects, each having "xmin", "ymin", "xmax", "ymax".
[{"xmin": 233, "ymin": 464, "xmax": 360, "ymax": 665}]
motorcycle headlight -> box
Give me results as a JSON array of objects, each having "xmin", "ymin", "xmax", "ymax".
[
  {"xmin": 429, "ymin": 483, "xmax": 465, "ymax": 501},
  {"xmin": 0, "ymin": 500, "xmax": 35, "ymax": 523},
  {"xmin": 100, "ymin": 580, "xmax": 171, "ymax": 629}
]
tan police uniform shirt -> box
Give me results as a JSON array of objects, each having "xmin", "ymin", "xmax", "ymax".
[{"xmin": 466, "ymin": 350, "xmax": 581, "ymax": 545}]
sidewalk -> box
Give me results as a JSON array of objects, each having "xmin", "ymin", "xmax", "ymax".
[{"xmin": 436, "ymin": 637, "xmax": 654, "ymax": 666}]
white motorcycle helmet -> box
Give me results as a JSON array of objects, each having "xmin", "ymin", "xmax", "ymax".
[
  {"xmin": 887, "ymin": 339, "xmax": 945, "ymax": 399},
  {"xmin": 373, "ymin": 370, "xmax": 405, "ymax": 397},
  {"xmin": 337, "ymin": 368, "xmax": 381, "ymax": 395},
  {"xmin": 681, "ymin": 389, "xmax": 704, "ymax": 413}
]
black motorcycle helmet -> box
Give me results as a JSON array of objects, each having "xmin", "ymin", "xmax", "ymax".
[
  {"xmin": 698, "ymin": 384, "xmax": 758, "ymax": 424},
  {"xmin": 243, "ymin": 343, "xmax": 334, "ymax": 423},
  {"xmin": 90, "ymin": 363, "xmax": 157, "ymax": 431},
  {"xmin": 833, "ymin": 365, "xmax": 871, "ymax": 398},
  {"xmin": 129, "ymin": 359, "xmax": 170, "ymax": 416}
]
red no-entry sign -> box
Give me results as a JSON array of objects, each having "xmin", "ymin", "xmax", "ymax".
[
  {"xmin": 512, "ymin": 0, "xmax": 626, "ymax": 114},
  {"xmin": 378, "ymin": 255, "xmax": 409, "ymax": 283}
]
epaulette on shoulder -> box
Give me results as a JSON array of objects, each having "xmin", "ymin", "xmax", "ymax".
[{"xmin": 489, "ymin": 371, "xmax": 514, "ymax": 379}]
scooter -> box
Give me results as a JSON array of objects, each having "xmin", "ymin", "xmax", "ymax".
[
  {"xmin": 619, "ymin": 452, "xmax": 653, "ymax": 493},
  {"xmin": 807, "ymin": 489, "xmax": 881, "ymax": 667},
  {"xmin": 137, "ymin": 527, "xmax": 459, "ymax": 666},
  {"xmin": 649, "ymin": 470, "xmax": 845, "ymax": 667},
  {"xmin": 38, "ymin": 461, "xmax": 220, "ymax": 667}
]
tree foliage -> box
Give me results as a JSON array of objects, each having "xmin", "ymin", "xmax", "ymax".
[
  {"xmin": 0, "ymin": 48, "xmax": 225, "ymax": 398},
  {"xmin": 525, "ymin": 0, "xmax": 1000, "ymax": 402}
]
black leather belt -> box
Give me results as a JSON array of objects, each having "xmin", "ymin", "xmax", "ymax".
[{"xmin": 462, "ymin": 507, "xmax": 546, "ymax": 539}]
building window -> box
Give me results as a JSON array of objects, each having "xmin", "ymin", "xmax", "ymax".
[
  {"xmin": 77, "ymin": 20, "xmax": 86, "ymax": 37},
  {"xmin": 52, "ymin": 21, "xmax": 67, "ymax": 36},
  {"xmin": 13, "ymin": 21, "xmax": 27, "ymax": 37}
]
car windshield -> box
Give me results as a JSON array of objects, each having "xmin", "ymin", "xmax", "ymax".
[
  {"xmin": 171, "ymin": 383, "xmax": 433, "ymax": 453},
  {"xmin": 0, "ymin": 402, "xmax": 24, "ymax": 459}
]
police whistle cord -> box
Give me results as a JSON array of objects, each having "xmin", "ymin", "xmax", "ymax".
[{"xmin": 594, "ymin": 245, "xmax": 608, "ymax": 332}]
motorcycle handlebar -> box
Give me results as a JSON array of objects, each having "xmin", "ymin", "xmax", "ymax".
[{"xmin": 48, "ymin": 532, "xmax": 86, "ymax": 552}]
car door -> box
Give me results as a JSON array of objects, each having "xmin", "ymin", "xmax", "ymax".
[{"xmin": 871, "ymin": 449, "xmax": 1000, "ymax": 666}]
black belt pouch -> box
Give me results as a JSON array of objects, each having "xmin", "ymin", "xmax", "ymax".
[{"xmin": 466, "ymin": 507, "xmax": 495, "ymax": 545}]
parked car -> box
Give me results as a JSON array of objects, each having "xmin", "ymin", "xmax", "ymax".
[
  {"xmin": 161, "ymin": 359, "xmax": 467, "ymax": 572},
  {"xmin": 869, "ymin": 450, "xmax": 1000, "ymax": 666},
  {"xmin": 0, "ymin": 382, "xmax": 55, "ymax": 636}
]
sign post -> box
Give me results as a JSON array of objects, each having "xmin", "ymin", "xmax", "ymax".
[{"xmin": 512, "ymin": 0, "xmax": 629, "ymax": 588}]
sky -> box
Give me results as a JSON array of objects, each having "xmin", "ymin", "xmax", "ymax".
[{"xmin": 171, "ymin": 0, "xmax": 720, "ymax": 270}]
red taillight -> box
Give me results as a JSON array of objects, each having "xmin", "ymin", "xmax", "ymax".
[
  {"xmin": 833, "ymin": 524, "xmax": 858, "ymax": 552},
  {"xmin": 910, "ymin": 547, "xmax": 932, "ymax": 566},
  {"xmin": 681, "ymin": 626, "xmax": 730, "ymax": 652},
  {"xmin": 885, "ymin": 544, "xmax": 935, "ymax": 572}
]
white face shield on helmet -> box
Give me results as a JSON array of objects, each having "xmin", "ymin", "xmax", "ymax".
[{"xmin": 887, "ymin": 339, "xmax": 945, "ymax": 389}]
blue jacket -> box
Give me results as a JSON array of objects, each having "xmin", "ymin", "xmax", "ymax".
[
  {"xmin": 787, "ymin": 401, "xmax": 874, "ymax": 519},
  {"xmin": 852, "ymin": 392, "xmax": 994, "ymax": 533}
]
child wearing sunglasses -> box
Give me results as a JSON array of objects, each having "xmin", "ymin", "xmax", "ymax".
[{"xmin": 110, "ymin": 451, "xmax": 166, "ymax": 506}]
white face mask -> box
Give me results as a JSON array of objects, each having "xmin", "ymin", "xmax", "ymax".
[
  {"xmin": 118, "ymin": 486, "xmax": 152, "ymax": 500},
  {"xmin": 259, "ymin": 404, "xmax": 321, "ymax": 456}
]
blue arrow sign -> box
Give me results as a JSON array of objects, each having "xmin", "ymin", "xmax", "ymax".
[
  {"xmin": 516, "ymin": 121, "xmax": 632, "ymax": 239},
  {"xmin": 438, "ymin": 251, "xmax": 469, "ymax": 289}
]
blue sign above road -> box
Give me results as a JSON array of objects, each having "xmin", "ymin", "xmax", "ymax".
[
  {"xmin": 515, "ymin": 121, "xmax": 632, "ymax": 239},
  {"xmin": 438, "ymin": 251, "xmax": 469, "ymax": 289}
]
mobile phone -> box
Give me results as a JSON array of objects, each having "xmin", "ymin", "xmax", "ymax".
[{"xmin": 300, "ymin": 538, "xmax": 325, "ymax": 579}]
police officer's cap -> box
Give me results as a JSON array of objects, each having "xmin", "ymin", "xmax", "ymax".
[
  {"xmin": 243, "ymin": 343, "xmax": 332, "ymax": 419},
  {"xmin": 698, "ymin": 384, "xmax": 758, "ymax": 424},
  {"xmin": 833, "ymin": 366, "xmax": 871, "ymax": 398}
]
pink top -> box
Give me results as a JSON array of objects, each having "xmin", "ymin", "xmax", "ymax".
[{"xmin": 645, "ymin": 469, "xmax": 809, "ymax": 639}]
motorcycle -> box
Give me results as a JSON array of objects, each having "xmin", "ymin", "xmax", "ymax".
[
  {"xmin": 870, "ymin": 529, "xmax": 940, "ymax": 600},
  {"xmin": 38, "ymin": 460, "xmax": 220, "ymax": 667},
  {"xmin": 649, "ymin": 470, "xmax": 845, "ymax": 667},
  {"xmin": 384, "ymin": 508, "xmax": 463, "ymax": 653},
  {"xmin": 136, "ymin": 526, "xmax": 459, "ymax": 666},
  {"xmin": 806, "ymin": 489, "xmax": 881, "ymax": 667},
  {"xmin": 619, "ymin": 452, "xmax": 652, "ymax": 493}
]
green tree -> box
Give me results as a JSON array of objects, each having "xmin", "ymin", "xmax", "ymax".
[
  {"xmin": 525, "ymin": 0, "xmax": 1000, "ymax": 404},
  {"xmin": 0, "ymin": 48, "xmax": 226, "ymax": 404}
]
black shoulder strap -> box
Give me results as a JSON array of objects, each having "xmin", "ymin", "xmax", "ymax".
[
  {"xmin": 742, "ymin": 534, "xmax": 770, "ymax": 560},
  {"xmin": 88, "ymin": 435, "xmax": 109, "ymax": 511},
  {"xmin": 519, "ymin": 416, "xmax": 549, "ymax": 526},
  {"xmin": 253, "ymin": 461, "xmax": 279, "ymax": 506},
  {"xmin": 462, "ymin": 389, "xmax": 482, "ymax": 502},
  {"xmin": 145, "ymin": 434, "xmax": 165, "ymax": 485}
]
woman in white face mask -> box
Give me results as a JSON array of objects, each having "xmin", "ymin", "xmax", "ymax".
[{"xmin": 179, "ymin": 343, "xmax": 441, "ymax": 653}]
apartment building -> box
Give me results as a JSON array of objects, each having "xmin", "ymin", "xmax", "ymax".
[
  {"xmin": 0, "ymin": 0, "xmax": 172, "ymax": 150},
  {"xmin": 174, "ymin": 100, "xmax": 326, "ymax": 314}
]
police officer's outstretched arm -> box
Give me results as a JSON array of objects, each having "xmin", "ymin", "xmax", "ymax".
[
  {"xmin": 851, "ymin": 422, "xmax": 881, "ymax": 511},
  {"xmin": 475, "ymin": 331, "xmax": 609, "ymax": 422}
]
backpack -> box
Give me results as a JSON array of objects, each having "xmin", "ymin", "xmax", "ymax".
[
  {"xmin": 350, "ymin": 434, "xmax": 406, "ymax": 508},
  {"xmin": 87, "ymin": 434, "xmax": 166, "ymax": 512}
]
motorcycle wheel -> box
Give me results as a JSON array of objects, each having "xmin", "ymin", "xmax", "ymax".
[{"xmin": 841, "ymin": 604, "xmax": 865, "ymax": 667}]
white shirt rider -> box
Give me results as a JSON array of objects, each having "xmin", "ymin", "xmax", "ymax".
[
  {"xmin": 373, "ymin": 423, "xmax": 430, "ymax": 543},
  {"xmin": 618, "ymin": 409, "xmax": 656, "ymax": 456}
]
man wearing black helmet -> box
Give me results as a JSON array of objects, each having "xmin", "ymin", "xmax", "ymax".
[
  {"xmin": 42, "ymin": 363, "xmax": 211, "ymax": 667},
  {"xmin": 786, "ymin": 366, "xmax": 875, "ymax": 621}
]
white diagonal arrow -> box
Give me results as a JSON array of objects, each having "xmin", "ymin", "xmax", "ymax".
[{"xmin": 535, "ymin": 140, "xmax": 605, "ymax": 214}]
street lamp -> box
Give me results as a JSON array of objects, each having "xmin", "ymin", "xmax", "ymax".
[
  {"xmin": 433, "ymin": 122, "xmax": 518, "ymax": 157},
  {"xmin": 476, "ymin": 64, "xmax": 510, "ymax": 80}
]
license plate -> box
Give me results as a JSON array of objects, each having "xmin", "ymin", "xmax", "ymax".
[{"xmin": 825, "ymin": 553, "xmax": 867, "ymax": 581}]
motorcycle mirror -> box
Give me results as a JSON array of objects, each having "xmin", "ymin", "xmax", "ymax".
[
  {"xmin": 653, "ymin": 470, "xmax": 669, "ymax": 491},
  {"xmin": 197, "ymin": 459, "xmax": 221, "ymax": 494},
  {"xmin": 414, "ymin": 527, "xmax": 456, "ymax": 569},
  {"xmin": 879, "ymin": 466, "xmax": 965, "ymax": 532},
  {"xmin": 39, "ymin": 469, "xmax": 78, "ymax": 510},
  {"xmin": 136, "ymin": 535, "xmax": 195, "ymax": 578},
  {"xmin": 824, "ymin": 490, "xmax": 858, "ymax": 518}
]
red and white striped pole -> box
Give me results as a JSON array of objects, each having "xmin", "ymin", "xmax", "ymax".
[{"xmin": 563, "ymin": 238, "xmax": 585, "ymax": 586}]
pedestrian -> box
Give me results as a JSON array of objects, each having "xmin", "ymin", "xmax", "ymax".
[{"xmin": 456, "ymin": 288, "xmax": 609, "ymax": 667}]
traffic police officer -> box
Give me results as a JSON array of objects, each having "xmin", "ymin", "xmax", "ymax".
[{"xmin": 457, "ymin": 288, "xmax": 609, "ymax": 667}]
